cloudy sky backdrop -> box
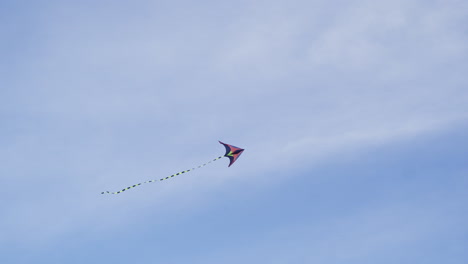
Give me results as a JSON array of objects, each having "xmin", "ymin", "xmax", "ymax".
[{"xmin": 1, "ymin": 0, "xmax": 467, "ymax": 263}]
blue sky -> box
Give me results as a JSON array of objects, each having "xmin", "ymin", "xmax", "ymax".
[{"xmin": 1, "ymin": 0, "xmax": 467, "ymax": 263}]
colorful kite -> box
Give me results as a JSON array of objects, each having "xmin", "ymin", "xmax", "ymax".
[{"xmin": 101, "ymin": 141, "xmax": 244, "ymax": 195}]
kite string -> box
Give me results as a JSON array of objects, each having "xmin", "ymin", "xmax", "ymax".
[{"xmin": 101, "ymin": 156, "xmax": 224, "ymax": 195}]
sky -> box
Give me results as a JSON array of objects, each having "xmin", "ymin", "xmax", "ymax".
[{"xmin": 1, "ymin": 0, "xmax": 467, "ymax": 263}]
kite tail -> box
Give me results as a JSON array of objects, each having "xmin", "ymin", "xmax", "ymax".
[{"xmin": 101, "ymin": 156, "xmax": 224, "ymax": 195}]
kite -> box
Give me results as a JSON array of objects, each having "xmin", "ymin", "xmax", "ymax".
[{"xmin": 101, "ymin": 141, "xmax": 244, "ymax": 195}]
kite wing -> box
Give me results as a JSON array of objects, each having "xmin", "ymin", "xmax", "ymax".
[{"xmin": 219, "ymin": 141, "xmax": 245, "ymax": 167}]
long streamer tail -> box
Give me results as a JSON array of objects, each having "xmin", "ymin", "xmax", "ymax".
[{"xmin": 101, "ymin": 156, "xmax": 224, "ymax": 195}]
